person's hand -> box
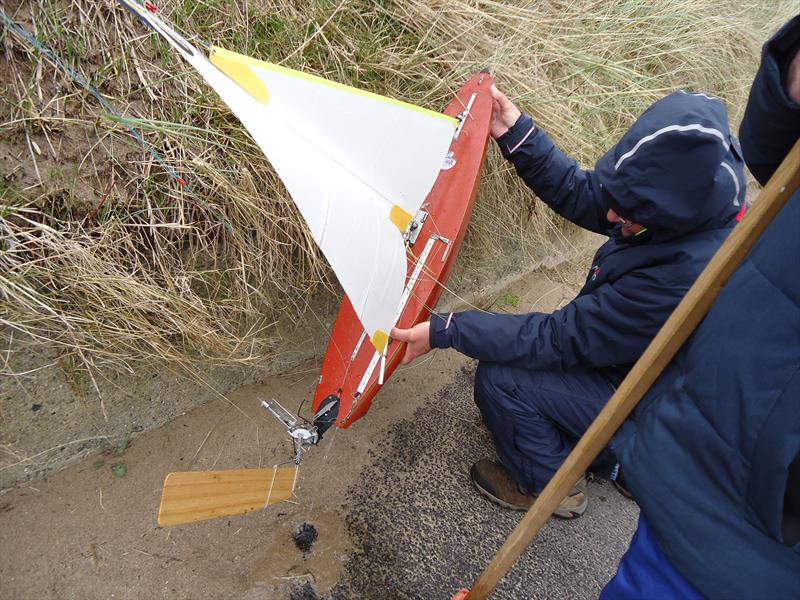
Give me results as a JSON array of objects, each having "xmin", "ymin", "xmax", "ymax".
[
  {"xmin": 490, "ymin": 84, "xmax": 522, "ymax": 139},
  {"xmin": 787, "ymin": 50, "xmax": 800, "ymax": 103},
  {"xmin": 390, "ymin": 321, "xmax": 431, "ymax": 365}
]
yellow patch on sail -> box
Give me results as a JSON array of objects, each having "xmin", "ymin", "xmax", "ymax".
[
  {"xmin": 390, "ymin": 205, "xmax": 413, "ymax": 233},
  {"xmin": 371, "ymin": 329, "xmax": 389, "ymax": 354},
  {"xmin": 210, "ymin": 46, "xmax": 457, "ymax": 124},
  {"xmin": 210, "ymin": 50, "xmax": 269, "ymax": 104}
]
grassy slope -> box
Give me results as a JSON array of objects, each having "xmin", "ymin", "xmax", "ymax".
[{"xmin": 0, "ymin": 0, "xmax": 793, "ymax": 375}]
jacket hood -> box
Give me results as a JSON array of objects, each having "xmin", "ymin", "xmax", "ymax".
[{"xmin": 595, "ymin": 91, "xmax": 744, "ymax": 241}]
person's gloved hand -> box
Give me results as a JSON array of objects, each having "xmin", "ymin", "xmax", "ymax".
[
  {"xmin": 489, "ymin": 85, "xmax": 522, "ymax": 139},
  {"xmin": 390, "ymin": 321, "xmax": 431, "ymax": 365}
]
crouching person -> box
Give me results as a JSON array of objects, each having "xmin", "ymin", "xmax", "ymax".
[{"xmin": 393, "ymin": 85, "xmax": 745, "ymax": 518}]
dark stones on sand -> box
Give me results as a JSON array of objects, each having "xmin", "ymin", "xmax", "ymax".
[
  {"xmin": 289, "ymin": 581, "xmax": 321, "ymax": 600},
  {"xmin": 292, "ymin": 522, "xmax": 318, "ymax": 554}
]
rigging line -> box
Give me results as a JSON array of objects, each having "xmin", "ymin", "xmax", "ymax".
[
  {"xmin": 0, "ymin": 9, "xmax": 232, "ymax": 232},
  {"xmin": 336, "ymin": 331, "xmax": 358, "ymax": 397},
  {"xmin": 412, "ymin": 256, "xmax": 488, "ymax": 312},
  {"xmin": 408, "ymin": 207, "xmax": 491, "ymax": 313},
  {"xmin": 342, "ymin": 243, "xmax": 475, "ymax": 420},
  {"xmin": 263, "ymin": 465, "xmax": 278, "ymax": 508},
  {"xmin": 293, "ymin": 286, "xmax": 354, "ymax": 391},
  {"xmin": 405, "ymin": 240, "xmax": 487, "ymax": 314}
]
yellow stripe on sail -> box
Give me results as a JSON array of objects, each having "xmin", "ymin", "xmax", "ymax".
[
  {"xmin": 210, "ymin": 50, "xmax": 269, "ymax": 104},
  {"xmin": 209, "ymin": 47, "xmax": 457, "ymax": 126},
  {"xmin": 371, "ymin": 329, "xmax": 389, "ymax": 354},
  {"xmin": 390, "ymin": 205, "xmax": 413, "ymax": 233}
]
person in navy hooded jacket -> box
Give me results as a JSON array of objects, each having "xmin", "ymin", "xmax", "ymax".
[
  {"xmin": 600, "ymin": 14, "xmax": 800, "ymax": 599},
  {"xmin": 392, "ymin": 82, "xmax": 745, "ymax": 516}
]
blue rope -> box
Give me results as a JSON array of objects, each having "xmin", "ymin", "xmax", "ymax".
[{"xmin": 0, "ymin": 8, "xmax": 232, "ymax": 231}]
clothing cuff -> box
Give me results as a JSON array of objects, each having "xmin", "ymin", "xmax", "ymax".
[
  {"xmin": 496, "ymin": 114, "xmax": 537, "ymax": 158},
  {"xmin": 429, "ymin": 312, "xmax": 454, "ymax": 349}
]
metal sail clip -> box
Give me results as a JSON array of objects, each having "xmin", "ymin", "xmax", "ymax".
[
  {"xmin": 405, "ymin": 210, "xmax": 429, "ymax": 246},
  {"xmin": 452, "ymin": 92, "xmax": 478, "ymax": 141}
]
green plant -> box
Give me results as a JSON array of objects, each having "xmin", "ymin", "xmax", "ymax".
[
  {"xmin": 115, "ymin": 439, "xmax": 129, "ymax": 456},
  {"xmin": 495, "ymin": 292, "xmax": 521, "ymax": 310}
]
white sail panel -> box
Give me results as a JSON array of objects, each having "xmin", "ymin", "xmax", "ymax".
[
  {"xmin": 209, "ymin": 48, "xmax": 457, "ymax": 221},
  {"xmin": 118, "ymin": 1, "xmax": 455, "ymax": 353}
]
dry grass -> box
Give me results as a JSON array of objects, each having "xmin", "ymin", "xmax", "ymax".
[{"xmin": 0, "ymin": 0, "xmax": 793, "ymax": 378}]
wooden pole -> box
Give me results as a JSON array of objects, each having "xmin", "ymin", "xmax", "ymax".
[{"xmin": 464, "ymin": 138, "xmax": 800, "ymax": 599}]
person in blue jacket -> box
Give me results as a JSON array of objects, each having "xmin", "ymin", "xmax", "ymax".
[
  {"xmin": 601, "ymin": 15, "xmax": 800, "ymax": 599},
  {"xmin": 392, "ymin": 83, "xmax": 745, "ymax": 517}
]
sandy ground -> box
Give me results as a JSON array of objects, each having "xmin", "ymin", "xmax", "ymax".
[{"xmin": 0, "ymin": 263, "xmax": 638, "ymax": 600}]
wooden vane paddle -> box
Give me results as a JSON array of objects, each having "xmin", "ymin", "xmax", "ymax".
[{"xmin": 157, "ymin": 466, "xmax": 299, "ymax": 527}]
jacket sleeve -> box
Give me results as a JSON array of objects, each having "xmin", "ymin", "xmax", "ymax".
[
  {"xmin": 739, "ymin": 15, "xmax": 800, "ymax": 185},
  {"xmin": 497, "ymin": 114, "xmax": 612, "ymax": 235},
  {"xmin": 429, "ymin": 270, "xmax": 685, "ymax": 371}
]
